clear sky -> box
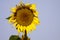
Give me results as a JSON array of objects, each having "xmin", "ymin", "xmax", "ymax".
[{"xmin": 0, "ymin": 0, "xmax": 60, "ymax": 40}]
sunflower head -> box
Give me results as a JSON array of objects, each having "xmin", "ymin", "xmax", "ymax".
[{"xmin": 7, "ymin": 2, "xmax": 40, "ymax": 33}]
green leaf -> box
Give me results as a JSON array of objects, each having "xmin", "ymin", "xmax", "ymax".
[{"xmin": 9, "ymin": 35, "xmax": 21, "ymax": 40}]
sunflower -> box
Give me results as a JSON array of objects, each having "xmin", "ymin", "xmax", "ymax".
[{"xmin": 7, "ymin": 3, "xmax": 40, "ymax": 33}]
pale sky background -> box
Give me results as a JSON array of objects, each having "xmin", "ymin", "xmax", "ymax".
[{"xmin": 0, "ymin": 0, "xmax": 60, "ymax": 40}]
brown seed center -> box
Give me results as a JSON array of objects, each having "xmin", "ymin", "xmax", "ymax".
[{"xmin": 16, "ymin": 9, "xmax": 34, "ymax": 26}]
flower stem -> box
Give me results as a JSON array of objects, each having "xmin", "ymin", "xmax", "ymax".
[{"xmin": 21, "ymin": 30, "xmax": 30, "ymax": 40}]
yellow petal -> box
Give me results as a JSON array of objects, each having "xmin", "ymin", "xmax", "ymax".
[
  {"xmin": 33, "ymin": 17, "xmax": 40, "ymax": 24},
  {"xmin": 8, "ymin": 17, "xmax": 13, "ymax": 23},
  {"xmin": 10, "ymin": 13, "xmax": 14, "ymax": 16},
  {"xmin": 10, "ymin": 7, "xmax": 16, "ymax": 12},
  {"xmin": 13, "ymin": 22, "xmax": 17, "ymax": 26},
  {"xmin": 31, "ymin": 23, "xmax": 36, "ymax": 30},
  {"xmin": 30, "ymin": 4, "xmax": 36, "ymax": 10},
  {"xmin": 34, "ymin": 11, "xmax": 38, "ymax": 16},
  {"xmin": 17, "ymin": 28, "xmax": 20, "ymax": 33},
  {"xmin": 25, "ymin": 3, "xmax": 30, "ymax": 5}
]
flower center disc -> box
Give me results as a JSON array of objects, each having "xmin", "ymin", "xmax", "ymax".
[{"xmin": 16, "ymin": 8, "xmax": 34, "ymax": 26}]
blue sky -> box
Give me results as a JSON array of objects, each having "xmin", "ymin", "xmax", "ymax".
[{"xmin": 0, "ymin": 0, "xmax": 60, "ymax": 40}]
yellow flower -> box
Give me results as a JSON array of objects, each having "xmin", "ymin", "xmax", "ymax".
[{"xmin": 7, "ymin": 3, "xmax": 40, "ymax": 33}]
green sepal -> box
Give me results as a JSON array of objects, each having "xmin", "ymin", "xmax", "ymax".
[{"xmin": 6, "ymin": 16, "xmax": 11, "ymax": 20}]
